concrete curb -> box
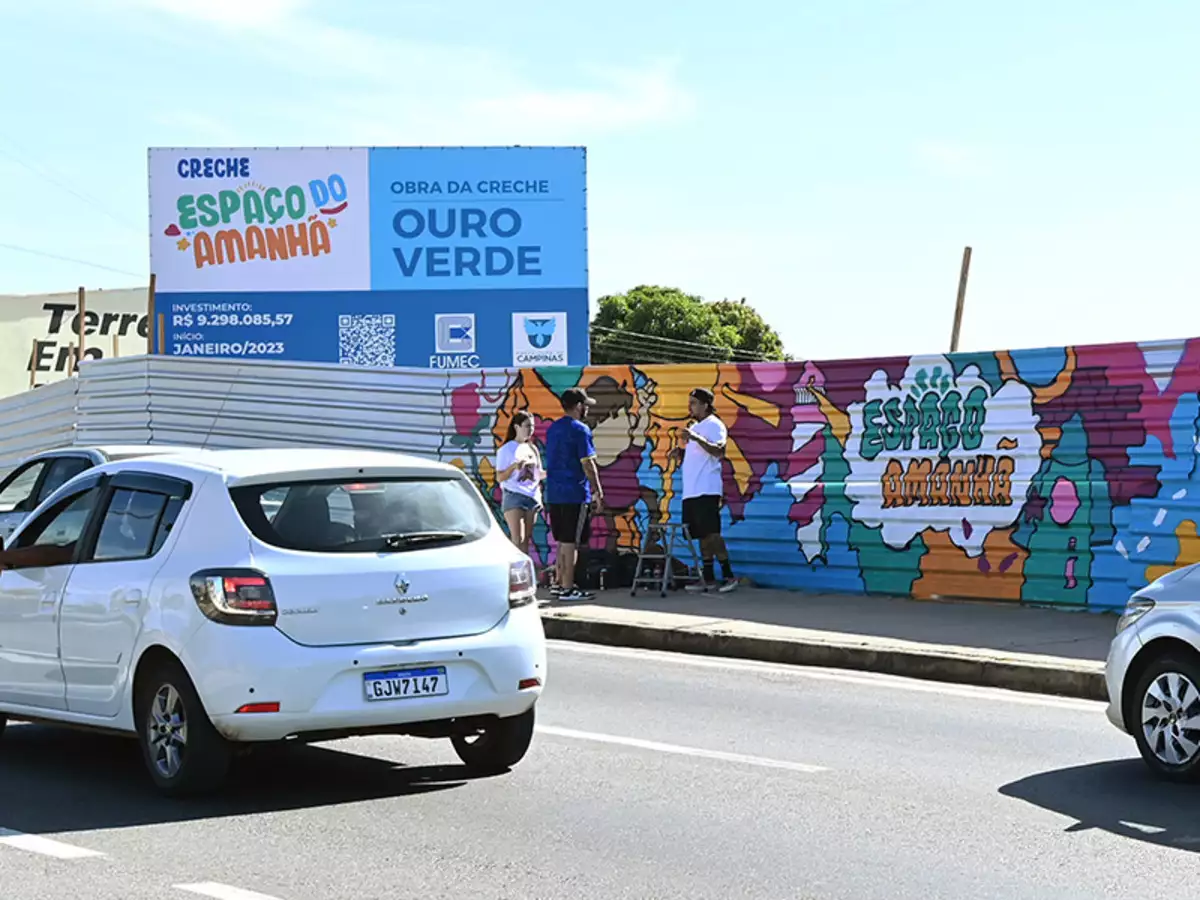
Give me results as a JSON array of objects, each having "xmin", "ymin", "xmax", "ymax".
[{"xmin": 541, "ymin": 614, "xmax": 1108, "ymax": 702}]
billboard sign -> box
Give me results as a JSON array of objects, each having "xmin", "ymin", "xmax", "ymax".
[{"xmin": 148, "ymin": 146, "xmax": 588, "ymax": 369}]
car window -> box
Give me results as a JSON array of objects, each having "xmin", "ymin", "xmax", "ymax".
[
  {"xmin": 229, "ymin": 477, "xmax": 493, "ymax": 553},
  {"xmin": 260, "ymin": 487, "xmax": 287, "ymax": 522},
  {"xmin": 150, "ymin": 496, "xmax": 185, "ymax": 556},
  {"xmin": 13, "ymin": 487, "xmax": 99, "ymax": 550},
  {"xmin": 36, "ymin": 457, "xmax": 92, "ymax": 503},
  {"xmin": 92, "ymin": 488, "xmax": 170, "ymax": 562},
  {"xmin": 0, "ymin": 461, "xmax": 48, "ymax": 514}
]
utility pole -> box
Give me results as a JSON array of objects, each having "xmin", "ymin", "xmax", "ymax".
[{"xmin": 949, "ymin": 245, "xmax": 972, "ymax": 353}]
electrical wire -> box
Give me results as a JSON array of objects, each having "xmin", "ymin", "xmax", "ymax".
[
  {"xmin": 0, "ymin": 138, "xmax": 142, "ymax": 234},
  {"xmin": 592, "ymin": 324, "xmax": 775, "ymax": 360},
  {"xmin": 591, "ymin": 324, "xmax": 775, "ymax": 363},
  {"xmin": 0, "ymin": 241, "xmax": 144, "ymax": 278}
]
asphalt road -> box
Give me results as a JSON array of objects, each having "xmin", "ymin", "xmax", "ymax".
[{"xmin": 0, "ymin": 641, "xmax": 1195, "ymax": 900}]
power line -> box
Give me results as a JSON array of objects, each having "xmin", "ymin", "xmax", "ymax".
[
  {"xmin": 592, "ymin": 331, "xmax": 711, "ymax": 360},
  {"xmin": 591, "ymin": 324, "xmax": 774, "ymax": 363},
  {"xmin": 0, "ymin": 242, "xmax": 144, "ymax": 278},
  {"xmin": 593, "ymin": 338, "xmax": 743, "ymax": 367},
  {"xmin": 592, "ymin": 324, "xmax": 773, "ymax": 360},
  {"xmin": 593, "ymin": 333, "xmax": 745, "ymax": 364},
  {"xmin": 0, "ymin": 139, "xmax": 142, "ymax": 234},
  {"xmin": 592, "ymin": 339, "xmax": 697, "ymax": 365}
]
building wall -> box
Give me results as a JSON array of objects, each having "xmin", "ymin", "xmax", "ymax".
[
  {"xmin": 441, "ymin": 340, "xmax": 1200, "ymax": 610},
  {"xmin": 1, "ymin": 338, "xmax": 1194, "ymax": 611}
]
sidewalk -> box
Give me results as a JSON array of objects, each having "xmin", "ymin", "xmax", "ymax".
[{"xmin": 539, "ymin": 586, "xmax": 1116, "ymax": 701}]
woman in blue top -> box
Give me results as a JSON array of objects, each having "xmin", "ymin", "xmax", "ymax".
[{"xmin": 494, "ymin": 410, "xmax": 544, "ymax": 555}]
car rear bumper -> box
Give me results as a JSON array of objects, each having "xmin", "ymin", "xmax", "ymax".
[
  {"xmin": 182, "ymin": 605, "xmax": 547, "ymax": 743},
  {"xmin": 1104, "ymin": 623, "xmax": 1142, "ymax": 734}
]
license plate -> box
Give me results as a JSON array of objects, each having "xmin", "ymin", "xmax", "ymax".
[{"xmin": 363, "ymin": 666, "xmax": 449, "ymax": 702}]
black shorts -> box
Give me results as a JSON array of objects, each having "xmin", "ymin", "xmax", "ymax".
[
  {"xmin": 548, "ymin": 502, "xmax": 591, "ymax": 544},
  {"xmin": 682, "ymin": 494, "xmax": 722, "ymax": 540}
]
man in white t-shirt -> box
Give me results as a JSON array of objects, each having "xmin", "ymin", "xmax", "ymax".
[{"xmin": 673, "ymin": 387, "xmax": 738, "ymax": 593}]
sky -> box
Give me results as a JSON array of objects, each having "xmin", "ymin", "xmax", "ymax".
[{"xmin": 1, "ymin": 0, "xmax": 1198, "ymax": 361}]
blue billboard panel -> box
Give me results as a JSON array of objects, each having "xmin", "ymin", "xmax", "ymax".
[
  {"xmin": 162, "ymin": 289, "xmax": 587, "ymax": 370},
  {"xmin": 368, "ymin": 147, "xmax": 586, "ymax": 291},
  {"xmin": 148, "ymin": 146, "xmax": 588, "ymax": 369}
]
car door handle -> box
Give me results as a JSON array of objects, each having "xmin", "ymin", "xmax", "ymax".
[{"xmin": 124, "ymin": 590, "xmax": 144, "ymax": 606}]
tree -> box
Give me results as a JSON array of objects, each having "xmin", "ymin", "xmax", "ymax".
[{"xmin": 590, "ymin": 285, "xmax": 787, "ymax": 365}]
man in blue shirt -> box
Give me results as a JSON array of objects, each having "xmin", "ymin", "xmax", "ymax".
[{"xmin": 544, "ymin": 387, "xmax": 605, "ymax": 601}]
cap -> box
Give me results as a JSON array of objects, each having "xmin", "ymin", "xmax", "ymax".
[
  {"xmin": 560, "ymin": 387, "xmax": 596, "ymax": 411},
  {"xmin": 690, "ymin": 387, "xmax": 715, "ymax": 406}
]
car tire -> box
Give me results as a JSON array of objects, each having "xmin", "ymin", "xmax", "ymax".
[
  {"xmin": 451, "ymin": 707, "xmax": 536, "ymax": 773},
  {"xmin": 136, "ymin": 659, "xmax": 232, "ymax": 796},
  {"xmin": 0, "ymin": 714, "xmax": 7, "ymax": 741},
  {"xmin": 1131, "ymin": 653, "xmax": 1200, "ymax": 782}
]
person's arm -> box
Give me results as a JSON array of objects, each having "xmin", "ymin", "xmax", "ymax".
[
  {"xmin": 0, "ymin": 541, "xmax": 75, "ymax": 571},
  {"xmin": 670, "ymin": 426, "xmax": 690, "ymax": 461},
  {"xmin": 688, "ymin": 420, "xmax": 727, "ymax": 459},
  {"xmin": 495, "ymin": 443, "xmax": 521, "ymax": 482},
  {"xmin": 579, "ymin": 425, "xmax": 604, "ymax": 509},
  {"xmin": 583, "ymin": 458, "xmax": 603, "ymax": 509}
]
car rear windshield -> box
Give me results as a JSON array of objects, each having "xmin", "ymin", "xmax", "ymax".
[{"xmin": 229, "ymin": 476, "xmax": 493, "ymax": 553}]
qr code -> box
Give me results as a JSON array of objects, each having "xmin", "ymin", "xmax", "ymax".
[{"xmin": 338, "ymin": 314, "xmax": 397, "ymax": 367}]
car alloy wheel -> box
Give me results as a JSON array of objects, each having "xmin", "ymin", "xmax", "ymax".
[
  {"xmin": 136, "ymin": 660, "xmax": 231, "ymax": 795},
  {"xmin": 1141, "ymin": 670, "xmax": 1200, "ymax": 767},
  {"xmin": 147, "ymin": 683, "xmax": 189, "ymax": 780}
]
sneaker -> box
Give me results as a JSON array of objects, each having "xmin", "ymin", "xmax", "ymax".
[
  {"xmin": 717, "ymin": 577, "xmax": 740, "ymax": 593},
  {"xmin": 557, "ymin": 588, "xmax": 595, "ymax": 601},
  {"xmin": 549, "ymin": 585, "xmax": 565, "ymax": 597}
]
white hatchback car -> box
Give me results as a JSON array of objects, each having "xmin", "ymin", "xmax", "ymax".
[
  {"xmin": 0, "ymin": 447, "xmax": 546, "ymax": 795},
  {"xmin": 1106, "ymin": 565, "xmax": 1200, "ymax": 780}
]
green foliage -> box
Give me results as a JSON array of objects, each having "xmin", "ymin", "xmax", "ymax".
[{"xmin": 590, "ymin": 285, "xmax": 787, "ymax": 365}]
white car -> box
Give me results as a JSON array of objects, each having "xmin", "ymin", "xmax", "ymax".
[
  {"xmin": 0, "ymin": 445, "xmax": 193, "ymax": 542},
  {"xmin": 0, "ymin": 447, "xmax": 546, "ymax": 795},
  {"xmin": 1106, "ymin": 565, "xmax": 1200, "ymax": 780}
]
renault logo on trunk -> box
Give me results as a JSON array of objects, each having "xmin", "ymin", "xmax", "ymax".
[{"xmin": 378, "ymin": 576, "xmax": 428, "ymax": 607}]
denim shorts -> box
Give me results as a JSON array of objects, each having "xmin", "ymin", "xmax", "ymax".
[{"xmin": 501, "ymin": 490, "xmax": 539, "ymax": 512}]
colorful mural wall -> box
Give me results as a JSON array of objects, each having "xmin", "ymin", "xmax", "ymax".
[{"xmin": 439, "ymin": 337, "xmax": 1200, "ymax": 610}]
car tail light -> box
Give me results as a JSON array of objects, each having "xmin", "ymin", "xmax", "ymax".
[
  {"xmin": 190, "ymin": 569, "xmax": 278, "ymax": 626},
  {"xmin": 509, "ymin": 558, "xmax": 536, "ymax": 608}
]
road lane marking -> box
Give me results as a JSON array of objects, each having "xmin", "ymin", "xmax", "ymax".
[
  {"xmin": 0, "ymin": 828, "xmax": 104, "ymax": 859},
  {"xmin": 537, "ymin": 725, "xmax": 828, "ymax": 773},
  {"xmin": 175, "ymin": 884, "xmax": 284, "ymax": 900},
  {"xmin": 547, "ymin": 640, "xmax": 1103, "ymax": 711}
]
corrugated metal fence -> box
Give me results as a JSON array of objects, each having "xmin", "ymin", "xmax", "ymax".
[{"xmin": 2, "ymin": 339, "xmax": 1199, "ymax": 611}]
